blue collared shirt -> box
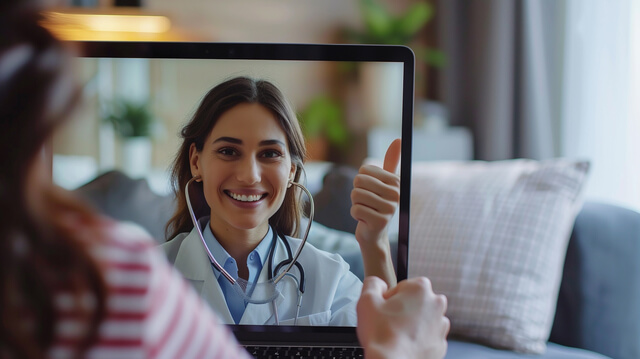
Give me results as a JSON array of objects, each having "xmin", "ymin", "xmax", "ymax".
[{"xmin": 203, "ymin": 222, "xmax": 273, "ymax": 323}]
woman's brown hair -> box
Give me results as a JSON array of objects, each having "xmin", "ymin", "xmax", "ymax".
[
  {"xmin": 0, "ymin": 5, "xmax": 107, "ymax": 358},
  {"xmin": 165, "ymin": 77, "xmax": 307, "ymax": 240}
]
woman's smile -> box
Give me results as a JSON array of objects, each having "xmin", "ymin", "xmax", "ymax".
[
  {"xmin": 224, "ymin": 189, "xmax": 270, "ymax": 209},
  {"xmin": 225, "ymin": 190, "xmax": 266, "ymax": 203}
]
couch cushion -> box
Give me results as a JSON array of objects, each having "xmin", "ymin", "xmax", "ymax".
[
  {"xmin": 74, "ymin": 170, "xmax": 175, "ymax": 242},
  {"xmin": 447, "ymin": 340, "xmax": 611, "ymax": 359},
  {"xmin": 409, "ymin": 159, "xmax": 589, "ymax": 354},
  {"xmin": 551, "ymin": 202, "xmax": 640, "ymax": 359},
  {"xmin": 310, "ymin": 165, "xmax": 359, "ymax": 234}
]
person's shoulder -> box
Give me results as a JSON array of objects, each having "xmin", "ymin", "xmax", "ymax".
[
  {"xmin": 160, "ymin": 231, "xmax": 190, "ymax": 247},
  {"xmin": 101, "ymin": 220, "xmax": 157, "ymax": 249},
  {"xmin": 285, "ymin": 235, "xmax": 349, "ymax": 266},
  {"xmin": 159, "ymin": 231, "xmax": 191, "ymax": 263},
  {"xmin": 285, "ymin": 235, "xmax": 362, "ymax": 290},
  {"xmin": 86, "ymin": 219, "xmax": 160, "ymax": 266}
]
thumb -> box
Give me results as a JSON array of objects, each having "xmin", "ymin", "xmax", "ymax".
[{"xmin": 383, "ymin": 138, "xmax": 401, "ymax": 174}]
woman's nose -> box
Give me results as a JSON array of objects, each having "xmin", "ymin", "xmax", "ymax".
[{"xmin": 236, "ymin": 157, "xmax": 261, "ymax": 184}]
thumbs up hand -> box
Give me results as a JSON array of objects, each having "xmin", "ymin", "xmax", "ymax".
[{"xmin": 351, "ymin": 139, "xmax": 401, "ymax": 287}]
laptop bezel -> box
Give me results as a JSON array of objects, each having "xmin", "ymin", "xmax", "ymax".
[{"xmin": 74, "ymin": 41, "xmax": 414, "ymax": 345}]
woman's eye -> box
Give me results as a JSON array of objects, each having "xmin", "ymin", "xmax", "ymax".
[
  {"xmin": 262, "ymin": 150, "xmax": 283, "ymax": 158},
  {"xmin": 218, "ymin": 148, "xmax": 237, "ymax": 156}
]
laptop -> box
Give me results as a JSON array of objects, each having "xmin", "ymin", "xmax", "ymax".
[{"xmin": 64, "ymin": 41, "xmax": 414, "ymax": 357}]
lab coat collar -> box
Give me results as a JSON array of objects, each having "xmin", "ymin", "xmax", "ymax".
[{"xmin": 203, "ymin": 221, "xmax": 275, "ymax": 283}]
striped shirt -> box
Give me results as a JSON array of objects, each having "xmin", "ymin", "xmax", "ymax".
[{"xmin": 49, "ymin": 220, "xmax": 251, "ymax": 359}]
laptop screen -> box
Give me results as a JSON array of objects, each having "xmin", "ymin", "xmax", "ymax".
[{"xmin": 54, "ymin": 42, "xmax": 413, "ymax": 344}]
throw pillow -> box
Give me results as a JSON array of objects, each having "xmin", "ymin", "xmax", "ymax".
[
  {"xmin": 408, "ymin": 159, "xmax": 590, "ymax": 354},
  {"xmin": 74, "ymin": 170, "xmax": 176, "ymax": 242}
]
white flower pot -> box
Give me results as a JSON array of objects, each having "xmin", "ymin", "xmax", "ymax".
[
  {"xmin": 359, "ymin": 62, "xmax": 404, "ymax": 129},
  {"xmin": 122, "ymin": 137, "xmax": 152, "ymax": 179},
  {"xmin": 99, "ymin": 123, "xmax": 116, "ymax": 170}
]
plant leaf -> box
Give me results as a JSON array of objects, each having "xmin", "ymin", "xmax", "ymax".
[
  {"xmin": 361, "ymin": 0, "xmax": 393, "ymax": 41},
  {"xmin": 396, "ymin": 2, "xmax": 432, "ymax": 39},
  {"xmin": 103, "ymin": 99, "xmax": 154, "ymax": 138},
  {"xmin": 422, "ymin": 47, "xmax": 447, "ymax": 68},
  {"xmin": 299, "ymin": 96, "xmax": 348, "ymax": 147}
]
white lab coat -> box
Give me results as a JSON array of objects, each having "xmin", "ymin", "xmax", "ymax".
[{"xmin": 160, "ymin": 223, "xmax": 362, "ymax": 326}]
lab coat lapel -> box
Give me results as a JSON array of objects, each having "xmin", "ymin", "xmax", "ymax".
[
  {"xmin": 173, "ymin": 227, "xmax": 234, "ymax": 324},
  {"xmin": 240, "ymin": 237, "xmax": 287, "ymax": 325},
  {"xmin": 201, "ymin": 275, "xmax": 234, "ymax": 324}
]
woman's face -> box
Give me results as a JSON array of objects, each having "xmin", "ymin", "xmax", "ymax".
[{"xmin": 190, "ymin": 103, "xmax": 295, "ymax": 237}]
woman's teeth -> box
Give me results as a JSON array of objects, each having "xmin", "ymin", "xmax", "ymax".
[{"xmin": 228, "ymin": 192, "xmax": 262, "ymax": 202}]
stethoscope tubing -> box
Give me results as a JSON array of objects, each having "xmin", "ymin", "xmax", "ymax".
[
  {"xmin": 269, "ymin": 233, "xmax": 306, "ymax": 294},
  {"xmin": 273, "ymin": 180, "xmax": 313, "ymax": 284},
  {"xmin": 185, "ymin": 176, "xmax": 236, "ymax": 283}
]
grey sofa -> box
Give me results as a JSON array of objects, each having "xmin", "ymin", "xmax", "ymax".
[
  {"xmin": 75, "ymin": 170, "xmax": 640, "ymax": 359},
  {"xmin": 439, "ymin": 201, "xmax": 640, "ymax": 359}
]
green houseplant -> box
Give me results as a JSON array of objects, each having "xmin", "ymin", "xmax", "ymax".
[
  {"xmin": 345, "ymin": 0, "xmax": 447, "ymax": 128},
  {"xmin": 298, "ymin": 96, "xmax": 349, "ymax": 161},
  {"xmin": 347, "ymin": 0, "xmax": 445, "ymax": 67},
  {"xmin": 102, "ymin": 99, "xmax": 155, "ymax": 178},
  {"xmin": 103, "ymin": 99, "xmax": 154, "ymax": 139}
]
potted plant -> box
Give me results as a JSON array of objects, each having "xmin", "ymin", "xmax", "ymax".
[
  {"xmin": 345, "ymin": 0, "xmax": 446, "ymax": 128},
  {"xmin": 103, "ymin": 99, "xmax": 155, "ymax": 178},
  {"xmin": 104, "ymin": 100, "xmax": 154, "ymax": 138},
  {"xmin": 346, "ymin": 0, "xmax": 445, "ymax": 68},
  {"xmin": 298, "ymin": 95, "xmax": 349, "ymax": 162}
]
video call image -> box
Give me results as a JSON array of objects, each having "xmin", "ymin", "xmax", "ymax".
[{"xmin": 53, "ymin": 57, "xmax": 405, "ymax": 326}]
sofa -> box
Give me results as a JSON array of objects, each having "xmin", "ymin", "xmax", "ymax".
[
  {"xmin": 442, "ymin": 200, "xmax": 640, "ymax": 359},
  {"xmin": 74, "ymin": 167, "xmax": 639, "ymax": 359}
]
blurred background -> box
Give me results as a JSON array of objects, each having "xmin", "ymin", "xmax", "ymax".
[{"xmin": 45, "ymin": 0, "xmax": 640, "ymax": 213}]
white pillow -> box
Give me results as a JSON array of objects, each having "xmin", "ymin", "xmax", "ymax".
[{"xmin": 408, "ymin": 159, "xmax": 590, "ymax": 354}]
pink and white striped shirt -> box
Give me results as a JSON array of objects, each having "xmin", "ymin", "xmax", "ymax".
[{"xmin": 49, "ymin": 220, "xmax": 251, "ymax": 359}]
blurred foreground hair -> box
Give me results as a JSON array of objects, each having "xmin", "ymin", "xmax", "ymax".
[{"xmin": 0, "ymin": 4, "xmax": 107, "ymax": 358}]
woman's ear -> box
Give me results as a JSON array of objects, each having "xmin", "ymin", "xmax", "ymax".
[
  {"xmin": 189, "ymin": 143, "xmax": 201, "ymax": 179},
  {"xmin": 288, "ymin": 163, "xmax": 297, "ymax": 188}
]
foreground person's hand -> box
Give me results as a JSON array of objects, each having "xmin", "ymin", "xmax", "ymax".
[{"xmin": 357, "ymin": 276, "xmax": 450, "ymax": 359}]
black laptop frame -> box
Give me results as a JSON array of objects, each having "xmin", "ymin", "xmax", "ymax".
[{"xmin": 76, "ymin": 41, "xmax": 414, "ymax": 346}]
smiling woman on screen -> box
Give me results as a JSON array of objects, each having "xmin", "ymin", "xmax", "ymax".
[{"xmin": 162, "ymin": 77, "xmax": 401, "ymax": 326}]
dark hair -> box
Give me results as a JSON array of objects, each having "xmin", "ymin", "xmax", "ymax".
[
  {"xmin": 0, "ymin": 5, "xmax": 107, "ymax": 358},
  {"xmin": 165, "ymin": 77, "xmax": 307, "ymax": 240}
]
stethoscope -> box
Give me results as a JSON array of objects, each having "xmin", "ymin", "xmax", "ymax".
[
  {"xmin": 266, "ymin": 228, "xmax": 306, "ymax": 325},
  {"xmin": 185, "ymin": 175, "xmax": 314, "ymax": 325}
]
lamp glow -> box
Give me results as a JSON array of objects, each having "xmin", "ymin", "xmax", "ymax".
[{"xmin": 46, "ymin": 12, "xmax": 171, "ymax": 34}]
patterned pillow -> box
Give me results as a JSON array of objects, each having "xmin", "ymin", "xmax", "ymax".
[{"xmin": 408, "ymin": 159, "xmax": 590, "ymax": 354}]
